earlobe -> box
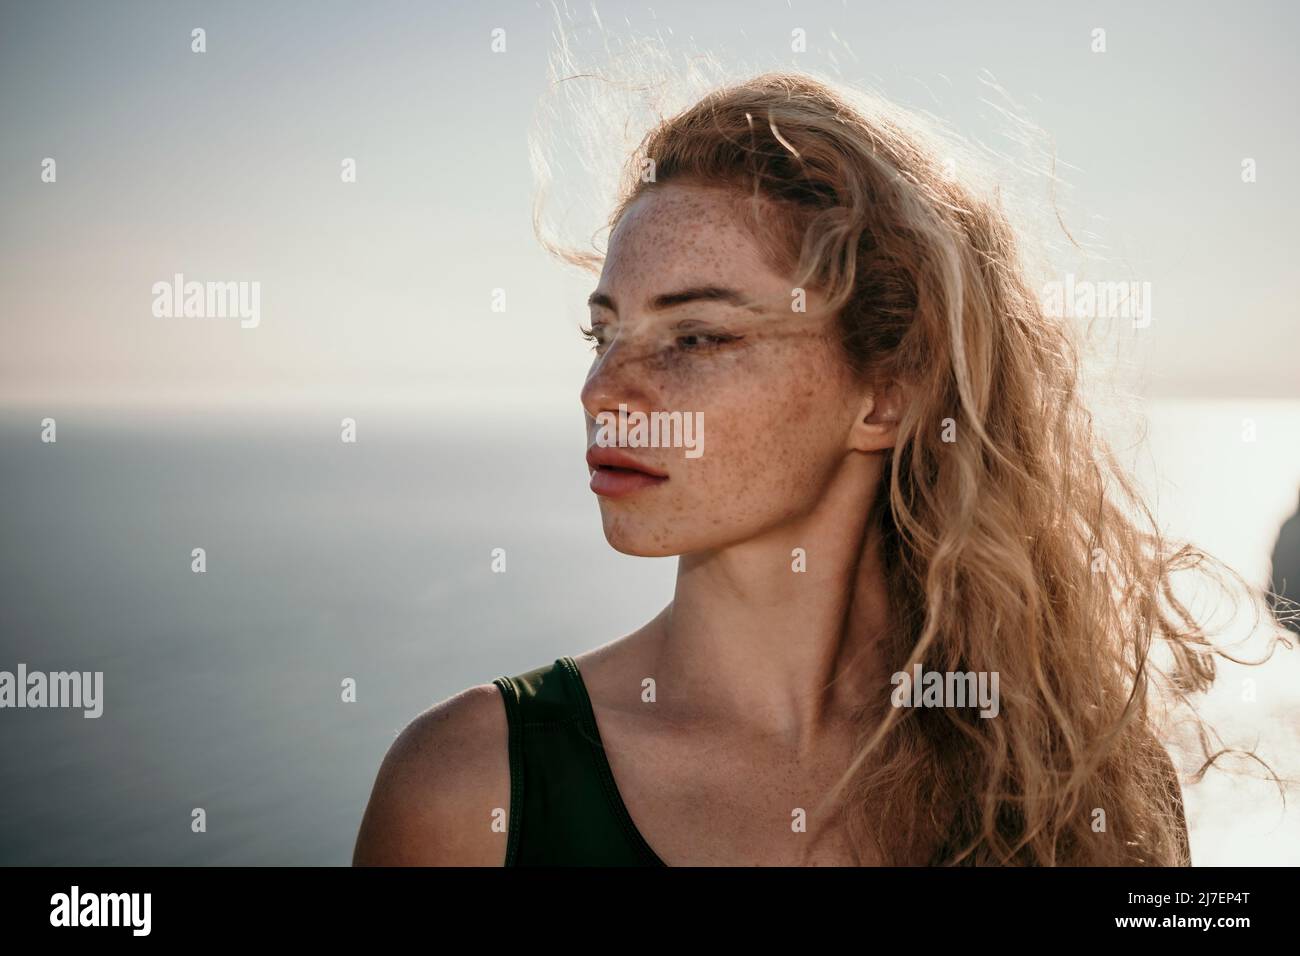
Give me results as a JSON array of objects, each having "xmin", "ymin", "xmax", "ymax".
[{"xmin": 850, "ymin": 383, "xmax": 903, "ymax": 453}]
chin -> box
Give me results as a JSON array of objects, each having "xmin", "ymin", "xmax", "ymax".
[
  {"xmin": 598, "ymin": 514, "xmax": 687, "ymax": 558},
  {"xmin": 606, "ymin": 540, "xmax": 680, "ymax": 558},
  {"xmin": 601, "ymin": 530, "xmax": 680, "ymax": 558}
]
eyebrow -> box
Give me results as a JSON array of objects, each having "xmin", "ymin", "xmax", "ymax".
[{"xmin": 587, "ymin": 286, "xmax": 761, "ymax": 314}]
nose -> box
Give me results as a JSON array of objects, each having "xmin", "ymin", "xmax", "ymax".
[{"xmin": 580, "ymin": 336, "xmax": 657, "ymax": 424}]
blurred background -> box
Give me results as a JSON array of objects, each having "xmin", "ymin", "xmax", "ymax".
[{"xmin": 0, "ymin": 0, "xmax": 1296, "ymax": 864}]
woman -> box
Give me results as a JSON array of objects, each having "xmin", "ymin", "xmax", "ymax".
[{"xmin": 354, "ymin": 72, "xmax": 1280, "ymax": 866}]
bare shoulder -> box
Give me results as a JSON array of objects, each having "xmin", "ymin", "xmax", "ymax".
[
  {"xmin": 571, "ymin": 612, "xmax": 667, "ymax": 707},
  {"xmin": 352, "ymin": 682, "xmax": 510, "ymax": 866}
]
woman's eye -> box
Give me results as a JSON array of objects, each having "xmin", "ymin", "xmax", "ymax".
[
  {"xmin": 582, "ymin": 325, "xmax": 739, "ymax": 355},
  {"xmin": 675, "ymin": 332, "xmax": 738, "ymax": 351}
]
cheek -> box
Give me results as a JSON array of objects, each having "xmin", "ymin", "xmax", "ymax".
[
  {"xmin": 673, "ymin": 346, "xmax": 852, "ymax": 514},
  {"xmin": 593, "ymin": 345, "xmax": 853, "ymax": 555}
]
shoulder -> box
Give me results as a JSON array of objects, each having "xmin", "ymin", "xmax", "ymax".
[
  {"xmin": 352, "ymin": 682, "xmax": 510, "ymax": 866},
  {"xmin": 571, "ymin": 620, "xmax": 664, "ymax": 705}
]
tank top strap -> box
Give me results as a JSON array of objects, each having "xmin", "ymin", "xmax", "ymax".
[{"xmin": 492, "ymin": 656, "xmax": 664, "ymax": 866}]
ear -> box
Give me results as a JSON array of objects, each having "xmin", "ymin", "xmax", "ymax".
[{"xmin": 849, "ymin": 381, "xmax": 903, "ymax": 453}]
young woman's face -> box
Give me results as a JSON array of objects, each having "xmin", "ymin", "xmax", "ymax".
[{"xmin": 581, "ymin": 180, "xmax": 871, "ymax": 557}]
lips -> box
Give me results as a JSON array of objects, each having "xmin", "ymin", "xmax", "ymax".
[{"xmin": 586, "ymin": 446, "xmax": 669, "ymax": 498}]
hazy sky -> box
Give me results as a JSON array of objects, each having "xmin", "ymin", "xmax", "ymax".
[{"xmin": 1, "ymin": 0, "xmax": 1296, "ymax": 410}]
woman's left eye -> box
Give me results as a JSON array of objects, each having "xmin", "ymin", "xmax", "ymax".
[{"xmin": 675, "ymin": 332, "xmax": 739, "ymax": 351}]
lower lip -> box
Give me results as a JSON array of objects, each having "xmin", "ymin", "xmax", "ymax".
[{"xmin": 589, "ymin": 467, "xmax": 669, "ymax": 498}]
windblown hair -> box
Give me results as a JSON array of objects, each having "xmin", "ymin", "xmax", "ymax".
[{"xmin": 546, "ymin": 71, "xmax": 1293, "ymax": 865}]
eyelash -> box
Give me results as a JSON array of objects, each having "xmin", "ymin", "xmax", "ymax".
[{"xmin": 579, "ymin": 325, "xmax": 741, "ymax": 353}]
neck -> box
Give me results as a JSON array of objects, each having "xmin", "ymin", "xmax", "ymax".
[{"xmin": 652, "ymin": 455, "xmax": 892, "ymax": 751}]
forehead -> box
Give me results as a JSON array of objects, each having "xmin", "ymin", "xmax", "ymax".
[{"xmin": 599, "ymin": 182, "xmax": 790, "ymax": 298}]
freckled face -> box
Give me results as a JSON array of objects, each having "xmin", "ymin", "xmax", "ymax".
[{"xmin": 580, "ymin": 181, "xmax": 866, "ymax": 557}]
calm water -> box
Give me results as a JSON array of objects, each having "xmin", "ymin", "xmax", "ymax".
[{"xmin": 0, "ymin": 401, "xmax": 1296, "ymax": 864}]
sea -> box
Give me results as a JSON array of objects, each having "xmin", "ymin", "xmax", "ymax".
[{"xmin": 0, "ymin": 399, "xmax": 1296, "ymax": 864}]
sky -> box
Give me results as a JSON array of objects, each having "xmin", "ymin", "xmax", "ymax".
[{"xmin": 0, "ymin": 0, "xmax": 1297, "ymax": 411}]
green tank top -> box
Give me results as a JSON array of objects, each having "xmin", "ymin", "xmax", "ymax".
[
  {"xmin": 494, "ymin": 656, "xmax": 1191, "ymax": 866},
  {"xmin": 492, "ymin": 656, "xmax": 666, "ymax": 866},
  {"xmin": 492, "ymin": 656, "xmax": 964, "ymax": 866}
]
